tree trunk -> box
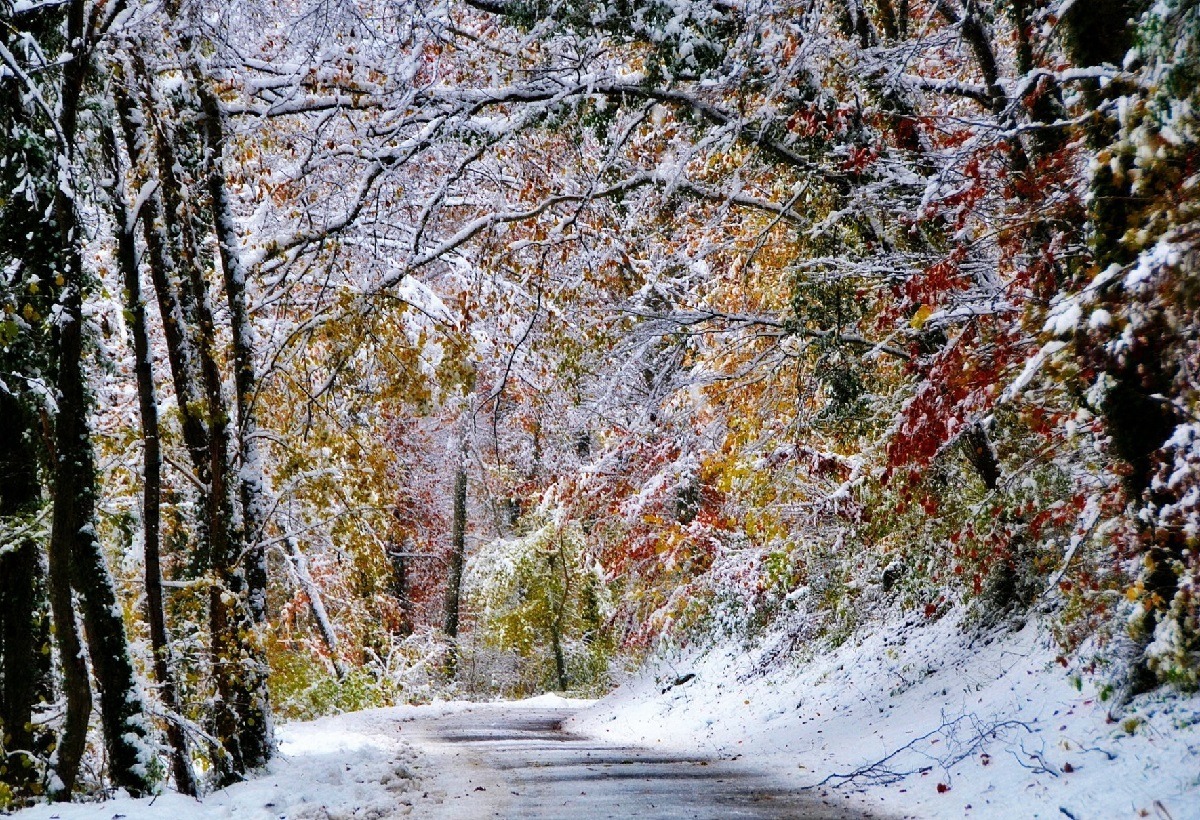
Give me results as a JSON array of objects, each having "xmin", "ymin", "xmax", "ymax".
[
  {"xmin": 44, "ymin": 506, "xmax": 90, "ymax": 802},
  {"xmin": 284, "ymin": 532, "xmax": 346, "ymax": 679},
  {"xmin": 113, "ymin": 68, "xmax": 213, "ymax": 504},
  {"xmin": 0, "ymin": 398, "xmax": 51, "ymax": 802},
  {"xmin": 1060, "ymin": 0, "xmax": 1149, "ymax": 147},
  {"xmin": 116, "ymin": 54, "xmax": 265, "ymax": 784},
  {"xmin": 115, "ymin": 70, "xmax": 238, "ymax": 781},
  {"xmin": 388, "ymin": 537, "xmax": 414, "ymax": 637},
  {"xmin": 198, "ymin": 77, "xmax": 275, "ymax": 774},
  {"xmin": 550, "ymin": 628, "xmax": 567, "ymax": 692},
  {"xmin": 103, "ymin": 125, "xmax": 198, "ymax": 798},
  {"xmin": 963, "ymin": 423, "xmax": 1001, "ymax": 492},
  {"xmin": 50, "ymin": 185, "xmax": 155, "ymax": 799},
  {"xmin": 47, "ymin": 3, "xmax": 154, "ymax": 796},
  {"xmin": 0, "ymin": 2, "xmax": 89, "ymax": 801},
  {"xmin": 443, "ymin": 459, "xmax": 469, "ymax": 677},
  {"xmin": 549, "ymin": 537, "xmax": 570, "ymax": 692}
]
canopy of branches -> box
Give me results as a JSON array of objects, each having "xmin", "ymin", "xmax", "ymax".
[{"xmin": 0, "ymin": 0, "xmax": 1197, "ymax": 804}]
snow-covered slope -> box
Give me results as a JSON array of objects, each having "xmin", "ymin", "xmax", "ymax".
[{"xmin": 570, "ymin": 610, "xmax": 1200, "ymax": 819}]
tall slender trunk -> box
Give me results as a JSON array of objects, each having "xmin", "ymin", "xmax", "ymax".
[
  {"xmin": 47, "ymin": 3, "xmax": 154, "ymax": 797},
  {"xmin": 44, "ymin": 506, "xmax": 90, "ymax": 802},
  {"xmin": 149, "ymin": 0, "xmax": 275, "ymax": 774},
  {"xmin": 0, "ymin": 542, "xmax": 51, "ymax": 799},
  {"xmin": 549, "ymin": 536, "xmax": 570, "ymax": 692},
  {"xmin": 123, "ymin": 55, "xmax": 246, "ymax": 779},
  {"xmin": 444, "ymin": 456, "xmax": 469, "ymax": 678},
  {"xmin": 50, "ymin": 208, "xmax": 154, "ymax": 798},
  {"xmin": 198, "ymin": 78, "xmax": 274, "ymax": 773},
  {"xmin": 0, "ymin": 3, "xmax": 92, "ymax": 801},
  {"xmin": 201, "ymin": 83, "xmax": 269, "ymax": 607},
  {"xmin": 115, "ymin": 66, "xmax": 245, "ymax": 779},
  {"xmin": 114, "ymin": 65, "xmax": 213, "ymax": 502},
  {"xmin": 115, "ymin": 56, "xmax": 259, "ymax": 784},
  {"xmin": 103, "ymin": 124, "xmax": 198, "ymax": 797},
  {"xmin": 50, "ymin": 169, "xmax": 155, "ymax": 797},
  {"xmin": 389, "ymin": 536, "xmax": 414, "ymax": 637}
]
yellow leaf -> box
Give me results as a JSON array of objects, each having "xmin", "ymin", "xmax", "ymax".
[{"xmin": 910, "ymin": 304, "xmax": 933, "ymax": 329}]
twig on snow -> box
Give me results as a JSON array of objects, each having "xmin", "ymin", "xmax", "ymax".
[{"xmin": 802, "ymin": 712, "xmax": 1033, "ymax": 789}]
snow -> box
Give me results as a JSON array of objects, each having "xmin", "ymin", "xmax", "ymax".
[
  {"xmin": 570, "ymin": 608, "xmax": 1200, "ymax": 819},
  {"xmin": 1000, "ymin": 341, "xmax": 1065, "ymax": 404},
  {"xmin": 1044, "ymin": 300, "xmax": 1082, "ymax": 337},
  {"xmin": 1086, "ymin": 308, "xmax": 1112, "ymax": 330},
  {"xmin": 10, "ymin": 698, "xmax": 604, "ymax": 820},
  {"xmin": 1125, "ymin": 239, "xmax": 1179, "ymax": 289},
  {"xmin": 10, "ymin": 634, "xmax": 1198, "ymax": 819},
  {"xmin": 13, "ymin": 709, "xmax": 431, "ymax": 820}
]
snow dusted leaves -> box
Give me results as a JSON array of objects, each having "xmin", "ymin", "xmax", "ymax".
[{"xmin": 1144, "ymin": 420, "xmax": 1200, "ymax": 686}]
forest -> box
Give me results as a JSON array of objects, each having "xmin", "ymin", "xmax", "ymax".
[{"xmin": 1, "ymin": 0, "xmax": 1198, "ymax": 806}]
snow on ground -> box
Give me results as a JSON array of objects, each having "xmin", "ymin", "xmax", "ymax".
[
  {"xmin": 10, "ymin": 696, "xmax": 595, "ymax": 820},
  {"xmin": 11, "ymin": 627, "xmax": 1197, "ymax": 819},
  {"xmin": 11, "ymin": 704, "xmax": 458, "ymax": 820},
  {"xmin": 570, "ymin": 609, "xmax": 1200, "ymax": 819}
]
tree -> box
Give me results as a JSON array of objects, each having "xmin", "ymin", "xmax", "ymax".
[
  {"xmin": 467, "ymin": 517, "xmax": 612, "ymax": 694},
  {"xmin": 1, "ymin": 0, "xmax": 156, "ymax": 799},
  {"xmin": 443, "ymin": 445, "xmax": 469, "ymax": 677},
  {"xmin": 101, "ymin": 122, "xmax": 198, "ymax": 797},
  {"xmin": 6, "ymin": 1, "xmax": 1200, "ymax": 804},
  {"xmin": 0, "ymin": 396, "xmax": 54, "ymax": 805}
]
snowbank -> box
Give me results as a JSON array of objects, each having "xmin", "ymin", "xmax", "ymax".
[
  {"xmin": 9, "ymin": 706, "xmax": 457, "ymax": 820},
  {"xmin": 570, "ymin": 610, "xmax": 1200, "ymax": 819}
]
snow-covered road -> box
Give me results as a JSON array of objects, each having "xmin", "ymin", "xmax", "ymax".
[
  {"xmin": 11, "ymin": 697, "xmax": 880, "ymax": 820},
  {"xmin": 403, "ymin": 699, "xmax": 877, "ymax": 818}
]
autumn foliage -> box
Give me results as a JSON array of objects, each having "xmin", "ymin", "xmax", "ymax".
[{"xmin": 2, "ymin": 0, "xmax": 1200, "ymax": 804}]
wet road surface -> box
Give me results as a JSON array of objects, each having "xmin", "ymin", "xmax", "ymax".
[{"xmin": 404, "ymin": 703, "xmax": 878, "ymax": 819}]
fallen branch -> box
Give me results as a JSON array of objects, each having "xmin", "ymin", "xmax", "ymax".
[{"xmin": 803, "ymin": 712, "xmax": 1033, "ymax": 789}]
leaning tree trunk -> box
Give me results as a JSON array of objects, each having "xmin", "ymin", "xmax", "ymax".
[{"xmin": 284, "ymin": 531, "xmax": 347, "ymax": 679}]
